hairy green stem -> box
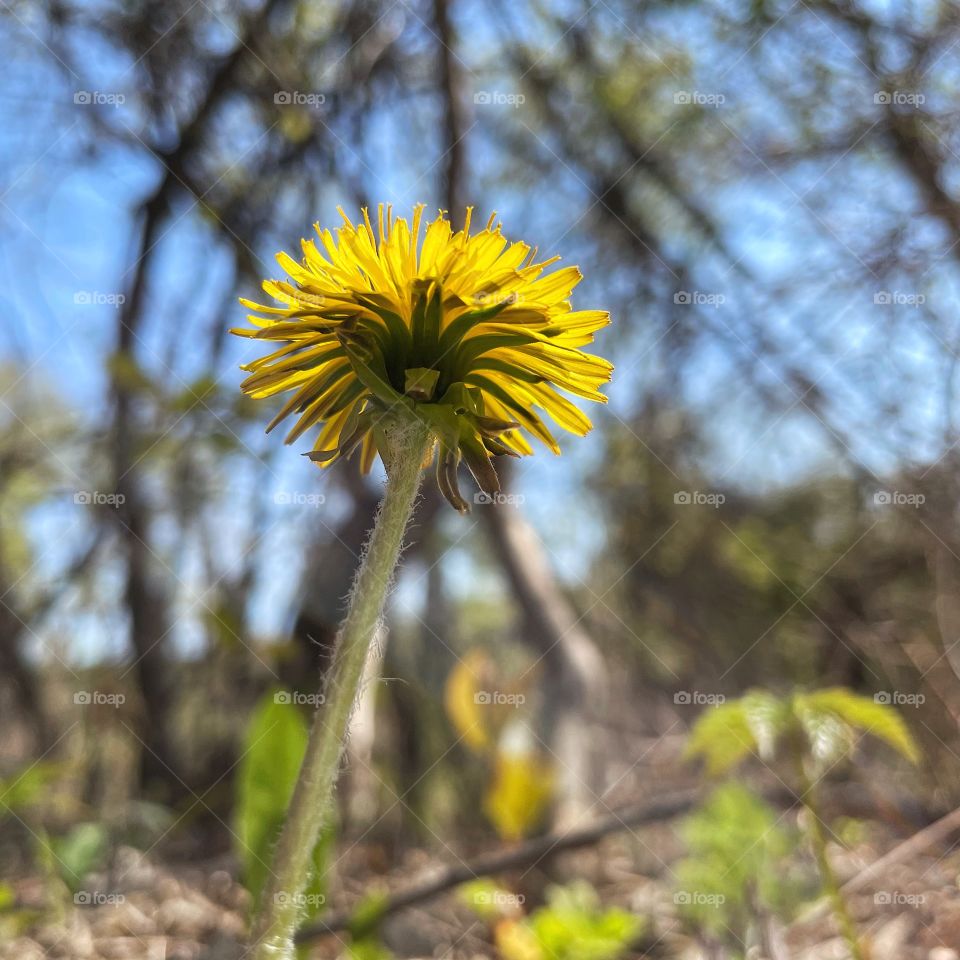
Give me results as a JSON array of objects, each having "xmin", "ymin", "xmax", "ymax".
[
  {"xmin": 798, "ymin": 762, "xmax": 864, "ymax": 960},
  {"xmin": 249, "ymin": 416, "xmax": 431, "ymax": 959}
]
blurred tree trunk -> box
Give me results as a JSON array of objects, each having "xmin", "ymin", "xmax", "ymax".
[
  {"xmin": 292, "ymin": 473, "xmax": 381, "ymax": 673},
  {"xmin": 433, "ymin": 0, "xmax": 468, "ymax": 219},
  {"xmin": 432, "ymin": 2, "xmax": 608, "ymax": 823},
  {"xmin": 110, "ymin": 0, "xmax": 287, "ymax": 799},
  {"xmin": 0, "ymin": 586, "xmax": 51, "ymax": 752},
  {"xmin": 423, "ymin": 0, "xmax": 466, "ymax": 702},
  {"xmin": 112, "ymin": 200, "xmax": 181, "ymax": 800},
  {"xmin": 481, "ymin": 476, "xmax": 607, "ymax": 828},
  {"xmin": 343, "ymin": 626, "xmax": 385, "ymax": 825}
]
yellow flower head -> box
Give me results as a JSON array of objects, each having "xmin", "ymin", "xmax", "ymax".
[{"xmin": 232, "ymin": 205, "xmax": 612, "ymax": 512}]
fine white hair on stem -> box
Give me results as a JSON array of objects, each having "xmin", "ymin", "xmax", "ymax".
[{"xmin": 248, "ymin": 413, "xmax": 432, "ymax": 959}]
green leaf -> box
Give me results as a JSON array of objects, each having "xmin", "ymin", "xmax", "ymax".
[
  {"xmin": 347, "ymin": 890, "xmax": 391, "ymax": 939},
  {"xmin": 741, "ymin": 690, "xmax": 791, "ymax": 760},
  {"xmin": 686, "ymin": 686, "xmax": 920, "ymax": 778},
  {"xmin": 527, "ymin": 882, "xmax": 643, "ymax": 960},
  {"xmin": 234, "ymin": 690, "xmax": 334, "ymax": 916},
  {"xmin": 348, "ymin": 935, "xmax": 394, "ymax": 960},
  {"xmin": 793, "ymin": 688, "xmax": 919, "ymax": 765},
  {"xmin": 0, "ymin": 762, "xmax": 61, "ymax": 815},
  {"xmin": 684, "ymin": 691, "xmax": 785, "ymax": 774},
  {"xmin": 459, "ymin": 879, "xmax": 513, "ymax": 921},
  {"xmin": 436, "ymin": 301, "xmax": 511, "ymax": 358},
  {"xmin": 49, "ymin": 823, "xmax": 109, "ymax": 892},
  {"xmin": 409, "ymin": 284, "xmax": 443, "ymax": 368},
  {"xmin": 451, "ymin": 331, "xmax": 540, "ymax": 380},
  {"xmin": 0, "ymin": 882, "xmax": 15, "ymax": 910},
  {"xmin": 403, "ymin": 367, "xmax": 441, "ymax": 401},
  {"xmin": 342, "ymin": 343, "xmax": 405, "ymax": 408},
  {"xmin": 675, "ymin": 783, "xmax": 805, "ymax": 942},
  {"xmin": 685, "ymin": 701, "xmax": 754, "ymax": 775}
]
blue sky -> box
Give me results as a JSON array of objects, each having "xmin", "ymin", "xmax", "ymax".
[{"xmin": 1, "ymin": 0, "xmax": 954, "ymax": 663}]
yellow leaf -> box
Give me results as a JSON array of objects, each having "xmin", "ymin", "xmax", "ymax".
[
  {"xmin": 484, "ymin": 752, "xmax": 554, "ymax": 841},
  {"xmin": 495, "ymin": 919, "xmax": 543, "ymax": 960},
  {"xmin": 444, "ymin": 649, "xmax": 494, "ymax": 753}
]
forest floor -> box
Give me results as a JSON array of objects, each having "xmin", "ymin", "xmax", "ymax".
[{"xmin": 4, "ymin": 816, "xmax": 960, "ymax": 959}]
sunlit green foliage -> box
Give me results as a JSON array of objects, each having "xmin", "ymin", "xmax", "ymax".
[
  {"xmin": 684, "ymin": 687, "xmax": 919, "ymax": 960},
  {"xmin": 685, "ymin": 687, "xmax": 919, "ymax": 776},
  {"xmin": 43, "ymin": 823, "xmax": 109, "ymax": 893},
  {"xmin": 492, "ymin": 882, "xmax": 642, "ymax": 960},
  {"xmin": 234, "ymin": 691, "xmax": 332, "ymax": 916},
  {"xmin": 0, "ymin": 763, "xmax": 61, "ymax": 814},
  {"xmin": 674, "ymin": 783, "xmax": 807, "ymax": 954}
]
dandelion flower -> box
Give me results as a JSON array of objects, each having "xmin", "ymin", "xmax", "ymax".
[{"xmin": 233, "ymin": 205, "xmax": 612, "ymax": 511}]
